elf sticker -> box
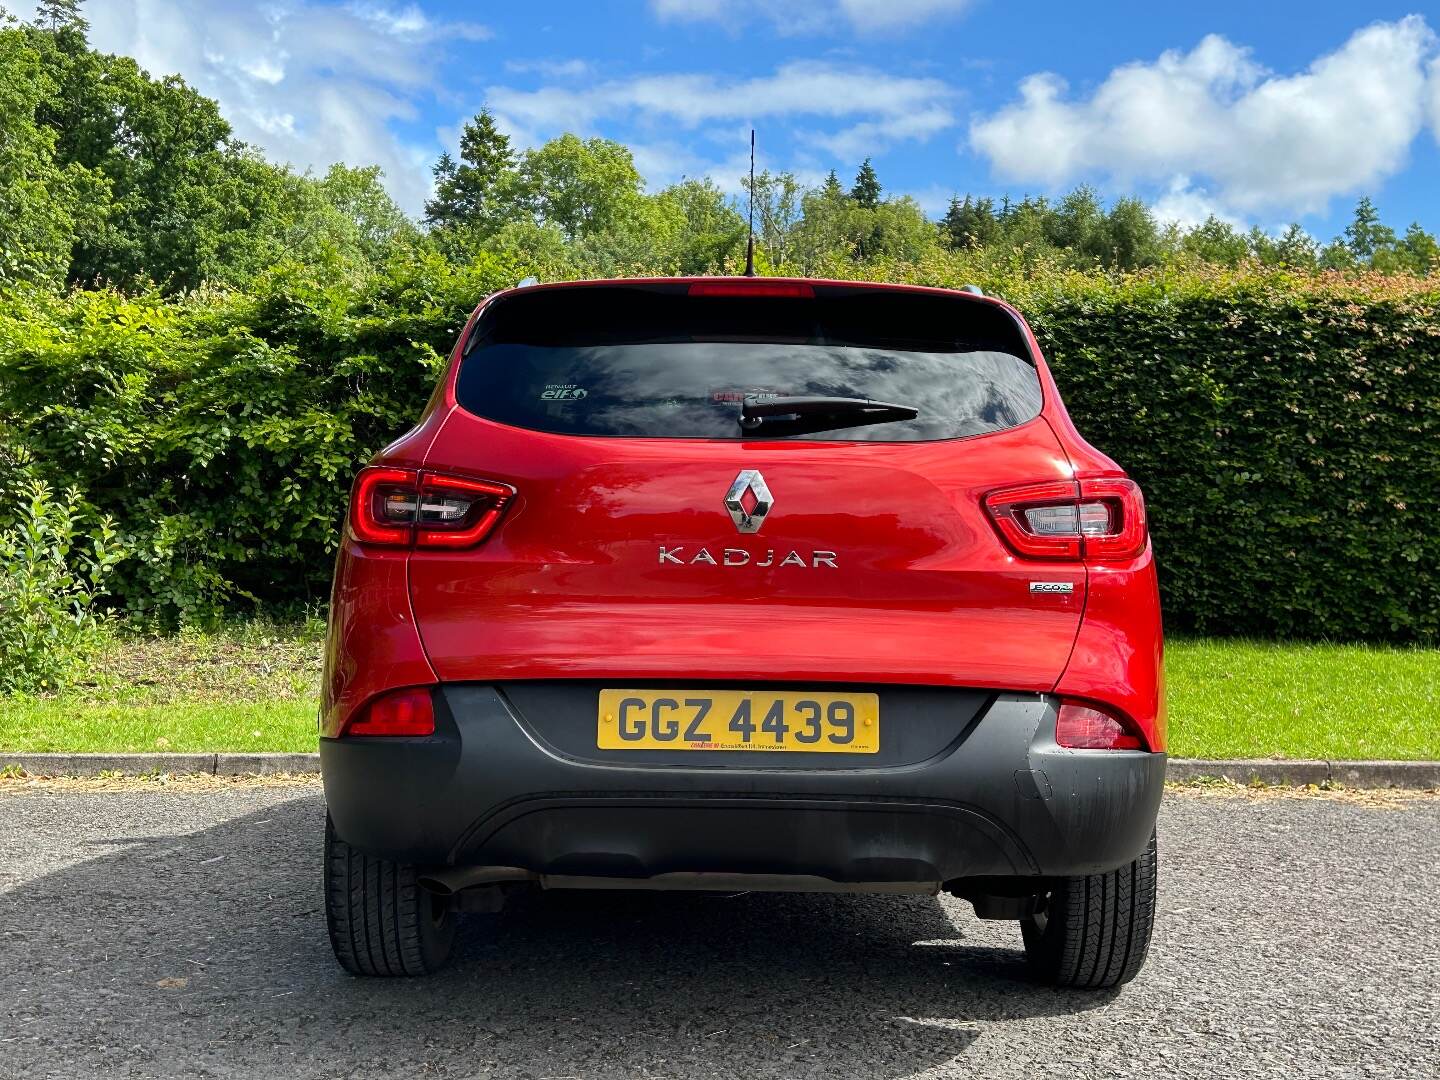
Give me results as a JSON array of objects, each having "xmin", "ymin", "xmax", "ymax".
[{"xmin": 541, "ymin": 383, "xmax": 588, "ymax": 401}]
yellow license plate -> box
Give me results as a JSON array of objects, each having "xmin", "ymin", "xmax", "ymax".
[{"xmin": 597, "ymin": 690, "xmax": 879, "ymax": 753}]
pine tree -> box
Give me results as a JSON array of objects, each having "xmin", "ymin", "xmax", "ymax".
[
  {"xmin": 1343, "ymin": 197, "xmax": 1395, "ymax": 262},
  {"xmin": 850, "ymin": 159, "xmax": 881, "ymax": 210},
  {"xmin": 821, "ymin": 170, "xmax": 843, "ymax": 200},
  {"xmin": 430, "ymin": 151, "xmax": 457, "ymax": 188},
  {"xmin": 940, "ymin": 195, "xmax": 998, "ymax": 250},
  {"xmin": 34, "ymin": 0, "xmax": 88, "ymax": 32},
  {"xmin": 424, "ymin": 110, "xmax": 515, "ymax": 232}
]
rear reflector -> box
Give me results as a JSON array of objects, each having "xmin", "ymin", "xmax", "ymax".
[
  {"xmin": 346, "ymin": 687, "xmax": 435, "ymax": 737},
  {"xmin": 984, "ymin": 478, "xmax": 1147, "ymax": 561},
  {"xmin": 1056, "ymin": 702, "xmax": 1145, "ymax": 751},
  {"xmin": 688, "ymin": 280, "xmax": 815, "ymax": 298},
  {"xmin": 349, "ymin": 467, "xmax": 515, "ymax": 549}
]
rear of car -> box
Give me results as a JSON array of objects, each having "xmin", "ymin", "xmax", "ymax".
[{"xmin": 320, "ymin": 278, "xmax": 1165, "ymax": 988}]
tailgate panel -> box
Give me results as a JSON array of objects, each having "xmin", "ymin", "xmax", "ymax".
[{"xmin": 409, "ymin": 411, "xmax": 1085, "ymax": 691}]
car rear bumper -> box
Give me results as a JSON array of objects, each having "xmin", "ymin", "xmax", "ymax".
[{"xmin": 321, "ymin": 685, "xmax": 1166, "ymax": 886}]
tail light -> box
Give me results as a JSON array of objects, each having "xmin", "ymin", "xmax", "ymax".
[
  {"xmin": 984, "ymin": 478, "xmax": 1147, "ymax": 561},
  {"xmin": 345, "ymin": 687, "xmax": 435, "ymax": 737},
  {"xmin": 349, "ymin": 467, "xmax": 514, "ymax": 549},
  {"xmin": 1056, "ymin": 701, "xmax": 1146, "ymax": 751}
]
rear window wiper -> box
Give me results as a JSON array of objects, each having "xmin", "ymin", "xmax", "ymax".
[{"xmin": 739, "ymin": 395, "xmax": 919, "ymax": 436}]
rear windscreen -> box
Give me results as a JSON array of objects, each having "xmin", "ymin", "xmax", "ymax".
[{"xmin": 454, "ymin": 284, "xmax": 1042, "ymax": 442}]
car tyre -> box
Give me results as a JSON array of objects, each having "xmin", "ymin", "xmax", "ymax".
[
  {"xmin": 1021, "ymin": 830, "xmax": 1157, "ymax": 989},
  {"xmin": 324, "ymin": 814, "xmax": 457, "ymax": 976}
]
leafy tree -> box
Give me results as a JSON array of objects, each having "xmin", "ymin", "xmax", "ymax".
[
  {"xmin": 1388, "ymin": 223, "xmax": 1439, "ymax": 275},
  {"xmin": 485, "ymin": 219, "xmax": 572, "ymax": 279},
  {"xmin": 995, "ymin": 195, "xmax": 1052, "ymax": 255},
  {"xmin": 793, "ymin": 176, "xmax": 935, "ymax": 267},
  {"xmin": 1270, "ymin": 224, "xmax": 1318, "ymax": 269},
  {"xmin": 1243, "ymin": 226, "xmax": 1278, "ymax": 266},
  {"xmin": 1180, "ymin": 216, "xmax": 1249, "ymax": 266},
  {"xmin": 792, "ymin": 177, "xmax": 858, "ymax": 270},
  {"xmin": 314, "ymin": 164, "xmax": 416, "ymax": 260},
  {"xmin": 0, "ymin": 25, "xmax": 103, "ymax": 289},
  {"xmin": 743, "ymin": 169, "xmax": 803, "ymax": 269},
  {"xmin": 21, "ymin": 22, "xmax": 295, "ymax": 290},
  {"xmin": 850, "ymin": 158, "xmax": 881, "ymax": 210},
  {"xmin": 1318, "ymin": 238, "xmax": 1357, "ymax": 271},
  {"xmin": 517, "ymin": 134, "xmax": 645, "ymax": 240},
  {"xmin": 424, "ymin": 110, "xmax": 517, "ymax": 234},
  {"xmin": 1048, "ymin": 187, "xmax": 1105, "ymax": 257},
  {"xmin": 244, "ymin": 163, "xmax": 418, "ymax": 275},
  {"xmin": 1362, "ymin": 224, "xmax": 1423, "ymax": 274},
  {"xmin": 863, "ymin": 196, "xmax": 936, "ymax": 262},
  {"xmin": 1098, "ymin": 197, "xmax": 1161, "ymax": 268},
  {"xmin": 652, "ymin": 178, "xmax": 745, "ymax": 274}
]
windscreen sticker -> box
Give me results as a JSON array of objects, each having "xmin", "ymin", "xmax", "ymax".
[
  {"xmin": 540, "ymin": 383, "xmax": 588, "ymax": 401},
  {"xmin": 711, "ymin": 389, "xmax": 781, "ymax": 403}
]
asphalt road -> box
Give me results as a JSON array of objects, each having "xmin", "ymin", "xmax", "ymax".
[{"xmin": 1, "ymin": 785, "xmax": 1436, "ymax": 1079}]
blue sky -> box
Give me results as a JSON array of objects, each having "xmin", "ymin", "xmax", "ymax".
[{"xmin": 16, "ymin": 0, "xmax": 1440, "ymax": 238}]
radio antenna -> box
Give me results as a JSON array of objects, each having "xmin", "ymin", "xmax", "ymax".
[{"xmin": 744, "ymin": 128, "xmax": 756, "ymax": 277}]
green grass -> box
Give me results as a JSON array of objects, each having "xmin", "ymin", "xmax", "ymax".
[
  {"xmin": 1166, "ymin": 638, "xmax": 1439, "ymax": 760},
  {"xmin": 1, "ymin": 626, "xmax": 1436, "ymax": 759},
  {"xmin": 0, "ymin": 621, "xmax": 323, "ymax": 754}
]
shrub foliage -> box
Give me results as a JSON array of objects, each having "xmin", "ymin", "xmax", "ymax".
[
  {"xmin": 1, "ymin": 260, "xmax": 1436, "ymax": 641},
  {"xmin": 0, "ymin": 478, "xmax": 124, "ymax": 693}
]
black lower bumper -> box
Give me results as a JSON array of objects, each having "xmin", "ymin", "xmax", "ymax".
[{"xmin": 321, "ymin": 686, "xmax": 1165, "ymax": 885}]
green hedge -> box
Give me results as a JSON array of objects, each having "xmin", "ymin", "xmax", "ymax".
[
  {"xmin": 1015, "ymin": 270, "xmax": 1440, "ymax": 642},
  {"xmin": 0, "ymin": 251, "xmax": 517, "ymax": 617},
  {"xmin": 1, "ymin": 260, "xmax": 1437, "ymax": 640}
]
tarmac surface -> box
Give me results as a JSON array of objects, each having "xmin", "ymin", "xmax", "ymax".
[{"xmin": 1, "ymin": 782, "xmax": 1436, "ymax": 1078}]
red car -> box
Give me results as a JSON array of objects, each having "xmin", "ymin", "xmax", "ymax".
[{"xmin": 320, "ymin": 278, "xmax": 1165, "ymax": 987}]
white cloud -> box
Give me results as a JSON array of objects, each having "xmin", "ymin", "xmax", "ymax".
[
  {"xmin": 487, "ymin": 61, "xmax": 955, "ymax": 147},
  {"xmin": 66, "ymin": 0, "xmax": 491, "ymax": 215},
  {"xmin": 345, "ymin": 1, "xmax": 490, "ymax": 41},
  {"xmin": 837, "ymin": 0, "xmax": 974, "ymax": 33},
  {"xmin": 970, "ymin": 17, "xmax": 1437, "ymax": 218},
  {"xmin": 239, "ymin": 56, "xmax": 286, "ymax": 85},
  {"xmin": 1149, "ymin": 177, "xmax": 1242, "ymax": 230},
  {"xmin": 650, "ymin": 0, "xmax": 972, "ymax": 35},
  {"xmin": 803, "ymin": 107, "xmax": 955, "ymax": 161},
  {"xmin": 504, "ymin": 58, "xmax": 592, "ymax": 79}
]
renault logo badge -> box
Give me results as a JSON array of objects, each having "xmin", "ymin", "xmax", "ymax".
[{"xmin": 724, "ymin": 470, "xmax": 773, "ymax": 534}]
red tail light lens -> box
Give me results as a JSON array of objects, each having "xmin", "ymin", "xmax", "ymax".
[
  {"xmin": 1076, "ymin": 478, "xmax": 1148, "ymax": 560},
  {"xmin": 348, "ymin": 467, "xmax": 515, "ymax": 549},
  {"xmin": 984, "ymin": 478, "xmax": 1147, "ymax": 561},
  {"xmin": 1056, "ymin": 702, "xmax": 1146, "ymax": 751},
  {"xmin": 346, "ymin": 687, "xmax": 435, "ymax": 737},
  {"xmin": 413, "ymin": 474, "xmax": 516, "ymax": 548},
  {"xmin": 349, "ymin": 467, "xmax": 422, "ymax": 546}
]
